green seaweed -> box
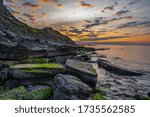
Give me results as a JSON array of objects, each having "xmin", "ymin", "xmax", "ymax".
[
  {"xmin": 88, "ymin": 68, "xmax": 97, "ymax": 73},
  {"xmin": 143, "ymin": 97, "xmax": 150, "ymax": 100},
  {"xmin": 0, "ymin": 86, "xmax": 5, "ymax": 94},
  {"xmin": 22, "ymin": 58, "xmax": 48, "ymax": 64},
  {"xmin": 92, "ymin": 89, "xmax": 106, "ymax": 100},
  {"xmin": 0, "ymin": 86, "xmax": 27, "ymax": 100},
  {"xmin": 24, "ymin": 87, "xmax": 52, "ymax": 100},
  {"xmin": 92, "ymin": 93, "xmax": 105, "ymax": 100},
  {"xmin": 31, "ymin": 58, "xmax": 48, "ymax": 64},
  {"xmin": 76, "ymin": 64, "xmax": 97, "ymax": 74},
  {"xmin": 22, "ymin": 69, "xmax": 50, "ymax": 74}
]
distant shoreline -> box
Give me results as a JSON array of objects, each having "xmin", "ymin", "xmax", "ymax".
[{"xmin": 75, "ymin": 42, "xmax": 150, "ymax": 46}]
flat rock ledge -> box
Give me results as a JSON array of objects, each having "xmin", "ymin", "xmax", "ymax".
[
  {"xmin": 8, "ymin": 63, "xmax": 64, "ymax": 87},
  {"xmin": 53, "ymin": 74, "xmax": 93, "ymax": 100},
  {"xmin": 97, "ymin": 59, "xmax": 143, "ymax": 76},
  {"xmin": 65, "ymin": 59, "xmax": 97, "ymax": 88}
]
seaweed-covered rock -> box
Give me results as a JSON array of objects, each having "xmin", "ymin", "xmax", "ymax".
[
  {"xmin": 24, "ymin": 86, "xmax": 52, "ymax": 100},
  {"xmin": 92, "ymin": 93, "xmax": 105, "ymax": 100},
  {"xmin": 53, "ymin": 74, "xmax": 93, "ymax": 100},
  {"xmin": 0, "ymin": 86, "xmax": 27, "ymax": 100},
  {"xmin": 65, "ymin": 59, "xmax": 97, "ymax": 88},
  {"xmin": 9, "ymin": 63, "xmax": 64, "ymax": 80},
  {"xmin": 92, "ymin": 89, "xmax": 106, "ymax": 100}
]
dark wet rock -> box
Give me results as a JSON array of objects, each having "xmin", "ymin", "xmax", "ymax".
[
  {"xmin": 4, "ymin": 80, "xmax": 20, "ymax": 90},
  {"xmin": 78, "ymin": 54, "xmax": 91, "ymax": 61},
  {"xmin": 8, "ymin": 63, "xmax": 64, "ymax": 86},
  {"xmin": 98, "ymin": 58, "xmax": 110, "ymax": 63},
  {"xmin": 97, "ymin": 59, "xmax": 143, "ymax": 76},
  {"xmin": 113, "ymin": 57, "xmax": 122, "ymax": 60},
  {"xmin": 9, "ymin": 63, "xmax": 65, "ymax": 80},
  {"xmin": 134, "ymin": 95, "xmax": 143, "ymax": 100},
  {"xmin": 0, "ymin": 64, "xmax": 9, "ymax": 82},
  {"xmin": 0, "ymin": 42, "xmax": 29, "ymax": 60},
  {"xmin": 27, "ymin": 85, "xmax": 50, "ymax": 92},
  {"xmin": 9, "ymin": 69, "xmax": 54, "ymax": 80},
  {"xmin": 95, "ymin": 48, "xmax": 110, "ymax": 51},
  {"xmin": 53, "ymin": 74, "xmax": 93, "ymax": 100},
  {"xmin": 88, "ymin": 60, "xmax": 97, "ymax": 63},
  {"xmin": 52, "ymin": 55, "xmax": 75, "ymax": 64},
  {"xmin": 148, "ymin": 92, "xmax": 150, "ymax": 97},
  {"xmin": 91, "ymin": 54, "xmax": 107, "ymax": 58},
  {"xmin": 65, "ymin": 59, "xmax": 97, "ymax": 88}
]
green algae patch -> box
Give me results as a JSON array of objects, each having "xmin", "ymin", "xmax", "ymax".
[
  {"xmin": 143, "ymin": 97, "xmax": 150, "ymax": 100},
  {"xmin": 11, "ymin": 63, "xmax": 64, "ymax": 70},
  {"xmin": 0, "ymin": 86, "xmax": 5, "ymax": 94},
  {"xmin": 92, "ymin": 93, "xmax": 105, "ymax": 100},
  {"xmin": 24, "ymin": 87, "xmax": 52, "ymax": 100},
  {"xmin": 88, "ymin": 68, "xmax": 97, "ymax": 74},
  {"xmin": 92, "ymin": 89, "xmax": 106, "ymax": 100},
  {"xmin": 75, "ymin": 63, "xmax": 97, "ymax": 75},
  {"xmin": 22, "ymin": 58, "xmax": 49, "ymax": 64},
  {"xmin": 0, "ymin": 86, "xmax": 27, "ymax": 100},
  {"xmin": 22, "ymin": 69, "xmax": 50, "ymax": 74}
]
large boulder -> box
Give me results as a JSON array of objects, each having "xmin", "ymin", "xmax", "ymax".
[
  {"xmin": 9, "ymin": 63, "xmax": 64, "ymax": 79},
  {"xmin": 53, "ymin": 74, "xmax": 93, "ymax": 100},
  {"xmin": 8, "ymin": 63, "xmax": 64, "ymax": 86},
  {"xmin": 0, "ymin": 42, "xmax": 29, "ymax": 60},
  {"xmin": 65, "ymin": 59, "xmax": 97, "ymax": 88}
]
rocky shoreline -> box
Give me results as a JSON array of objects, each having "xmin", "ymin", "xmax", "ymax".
[
  {"xmin": 1, "ymin": 48, "xmax": 150, "ymax": 100},
  {"xmin": 0, "ymin": 48, "xmax": 104, "ymax": 100}
]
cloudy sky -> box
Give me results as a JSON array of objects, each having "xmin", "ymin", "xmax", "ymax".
[{"xmin": 4, "ymin": 0, "xmax": 150, "ymax": 45}]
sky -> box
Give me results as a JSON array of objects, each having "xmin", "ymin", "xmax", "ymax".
[{"xmin": 3, "ymin": 0, "xmax": 150, "ymax": 45}]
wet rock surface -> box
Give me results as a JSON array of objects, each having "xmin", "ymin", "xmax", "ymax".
[
  {"xmin": 0, "ymin": 64, "xmax": 9, "ymax": 82},
  {"xmin": 97, "ymin": 59, "xmax": 143, "ymax": 76},
  {"xmin": 91, "ymin": 53, "xmax": 150, "ymax": 100},
  {"xmin": 53, "ymin": 74, "xmax": 93, "ymax": 100},
  {"xmin": 65, "ymin": 59, "xmax": 97, "ymax": 88}
]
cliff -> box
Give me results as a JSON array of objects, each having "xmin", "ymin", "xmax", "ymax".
[{"xmin": 0, "ymin": 0, "xmax": 74, "ymax": 49}]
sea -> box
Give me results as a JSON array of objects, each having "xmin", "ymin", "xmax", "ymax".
[{"xmin": 89, "ymin": 45, "xmax": 150, "ymax": 100}]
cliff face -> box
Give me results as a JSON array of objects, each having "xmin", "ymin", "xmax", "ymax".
[{"xmin": 0, "ymin": 0, "xmax": 75, "ymax": 50}]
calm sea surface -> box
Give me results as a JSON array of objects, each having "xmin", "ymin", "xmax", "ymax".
[
  {"xmin": 91, "ymin": 45, "xmax": 150, "ymax": 72},
  {"xmin": 89, "ymin": 45, "xmax": 150, "ymax": 99}
]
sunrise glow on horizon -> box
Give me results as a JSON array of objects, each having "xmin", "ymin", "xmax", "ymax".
[{"xmin": 4, "ymin": 0, "xmax": 150, "ymax": 45}]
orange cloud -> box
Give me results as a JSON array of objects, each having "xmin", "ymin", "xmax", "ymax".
[
  {"xmin": 22, "ymin": 2, "xmax": 41, "ymax": 10},
  {"xmin": 11, "ymin": 10, "xmax": 22, "ymax": 16},
  {"xmin": 39, "ymin": 0, "xmax": 64, "ymax": 8},
  {"xmin": 79, "ymin": 1, "xmax": 94, "ymax": 8},
  {"xmin": 5, "ymin": 0, "xmax": 20, "ymax": 3},
  {"xmin": 41, "ymin": 13, "xmax": 48, "ymax": 17}
]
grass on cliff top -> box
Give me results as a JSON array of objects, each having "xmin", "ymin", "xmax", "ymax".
[{"xmin": 11, "ymin": 63, "xmax": 64, "ymax": 69}]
